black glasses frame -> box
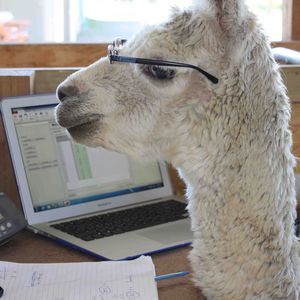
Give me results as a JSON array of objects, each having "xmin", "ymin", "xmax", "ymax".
[{"xmin": 107, "ymin": 39, "xmax": 219, "ymax": 84}]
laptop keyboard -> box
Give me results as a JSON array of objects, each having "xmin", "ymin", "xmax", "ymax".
[{"xmin": 51, "ymin": 200, "xmax": 188, "ymax": 241}]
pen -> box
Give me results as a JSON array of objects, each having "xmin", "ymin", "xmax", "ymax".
[
  {"xmin": 154, "ymin": 271, "xmax": 189, "ymax": 281},
  {"xmin": 0, "ymin": 286, "xmax": 3, "ymax": 298}
]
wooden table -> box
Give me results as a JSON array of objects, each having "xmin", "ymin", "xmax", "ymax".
[{"xmin": 0, "ymin": 230, "xmax": 204, "ymax": 300}]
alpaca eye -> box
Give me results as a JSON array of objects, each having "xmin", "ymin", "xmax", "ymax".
[{"xmin": 144, "ymin": 65, "xmax": 176, "ymax": 80}]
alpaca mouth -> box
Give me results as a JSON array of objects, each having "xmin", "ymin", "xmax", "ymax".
[
  {"xmin": 55, "ymin": 107, "xmax": 103, "ymax": 130},
  {"xmin": 67, "ymin": 119, "xmax": 100, "ymax": 136},
  {"xmin": 66, "ymin": 114, "xmax": 103, "ymax": 130},
  {"xmin": 66, "ymin": 115, "xmax": 103, "ymax": 139}
]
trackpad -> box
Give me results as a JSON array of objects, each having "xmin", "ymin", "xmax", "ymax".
[{"xmin": 139, "ymin": 222, "xmax": 192, "ymax": 244}]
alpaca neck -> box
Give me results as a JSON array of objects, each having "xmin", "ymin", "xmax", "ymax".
[
  {"xmin": 168, "ymin": 83, "xmax": 297, "ymax": 252},
  {"xmin": 176, "ymin": 139, "xmax": 296, "ymax": 254}
]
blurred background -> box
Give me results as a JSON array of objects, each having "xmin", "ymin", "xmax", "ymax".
[{"xmin": 0, "ymin": 0, "xmax": 283, "ymax": 44}]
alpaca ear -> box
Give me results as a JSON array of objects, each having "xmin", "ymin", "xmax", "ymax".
[
  {"xmin": 208, "ymin": 0, "xmax": 248, "ymax": 34},
  {"xmin": 201, "ymin": 0, "xmax": 253, "ymax": 63}
]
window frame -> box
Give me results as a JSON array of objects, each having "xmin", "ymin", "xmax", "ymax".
[{"xmin": 282, "ymin": 0, "xmax": 300, "ymax": 40}]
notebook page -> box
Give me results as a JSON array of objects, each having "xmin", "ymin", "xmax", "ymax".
[{"xmin": 0, "ymin": 256, "xmax": 159, "ymax": 300}]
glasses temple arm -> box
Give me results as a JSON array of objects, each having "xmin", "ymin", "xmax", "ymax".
[{"xmin": 109, "ymin": 54, "xmax": 218, "ymax": 84}]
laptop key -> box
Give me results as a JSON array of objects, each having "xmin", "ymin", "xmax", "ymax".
[
  {"xmin": 81, "ymin": 235, "xmax": 94, "ymax": 241},
  {"xmin": 92, "ymin": 232, "xmax": 104, "ymax": 239}
]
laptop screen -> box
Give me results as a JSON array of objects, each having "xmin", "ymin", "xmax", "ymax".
[{"xmin": 11, "ymin": 104, "xmax": 163, "ymax": 213}]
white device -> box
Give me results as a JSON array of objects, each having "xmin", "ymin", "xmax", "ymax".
[{"xmin": 1, "ymin": 94, "xmax": 192, "ymax": 260}]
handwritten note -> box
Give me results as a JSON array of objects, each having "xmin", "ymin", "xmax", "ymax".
[{"xmin": 0, "ymin": 256, "xmax": 158, "ymax": 300}]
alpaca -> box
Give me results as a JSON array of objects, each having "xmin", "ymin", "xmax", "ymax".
[{"xmin": 55, "ymin": 0, "xmax": 300, "ymax": 298}]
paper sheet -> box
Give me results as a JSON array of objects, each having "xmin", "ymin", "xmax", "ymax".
[{"xmin": 0, "ymin": 256, "xmax": 158, "ymax": 300}]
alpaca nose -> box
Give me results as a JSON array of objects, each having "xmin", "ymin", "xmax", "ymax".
[{"xmin": 56, "ymin": 85, "xmax": 79, "ymax": 102}]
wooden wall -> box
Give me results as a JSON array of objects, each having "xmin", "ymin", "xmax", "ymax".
[
  {"xmin": 0, "ymin": 42, "xmax": 299, "ymax": 68},
  {"xmin": 0, "ymin": 44, "xmax": 107, "ymax": 68}
]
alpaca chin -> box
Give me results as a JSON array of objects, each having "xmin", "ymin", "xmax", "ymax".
[{"xmin": 67, "ymin": 122, "xmax": 105, "ymax": 148}]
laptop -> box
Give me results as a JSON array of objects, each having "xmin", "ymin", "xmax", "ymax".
[{"xmin": 1, "ymin": 94, "xmax": 192, "ymax": 260}]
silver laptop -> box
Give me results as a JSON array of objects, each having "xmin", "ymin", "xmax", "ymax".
[{"xmin": 1, "ymin": 94, "xmax": 192, "ymax": 260}]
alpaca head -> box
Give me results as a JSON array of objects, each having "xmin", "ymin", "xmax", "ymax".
[{"xmin": 55, "ymin": 0, "xmax": 263, "ymax": 162}]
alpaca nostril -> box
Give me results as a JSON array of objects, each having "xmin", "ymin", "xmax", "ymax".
[
  {"xmin": 56, "ymin": 85, "xmax": 79, "ymax": 102},
  {"xmin": 57, "ymin": 89, "xmax": 67, "ymax": 102}
]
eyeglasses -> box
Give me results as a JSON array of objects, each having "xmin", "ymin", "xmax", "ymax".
[{"xmin": 107, "ymin": 38, "xmax": 219, "ymax": 84}]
